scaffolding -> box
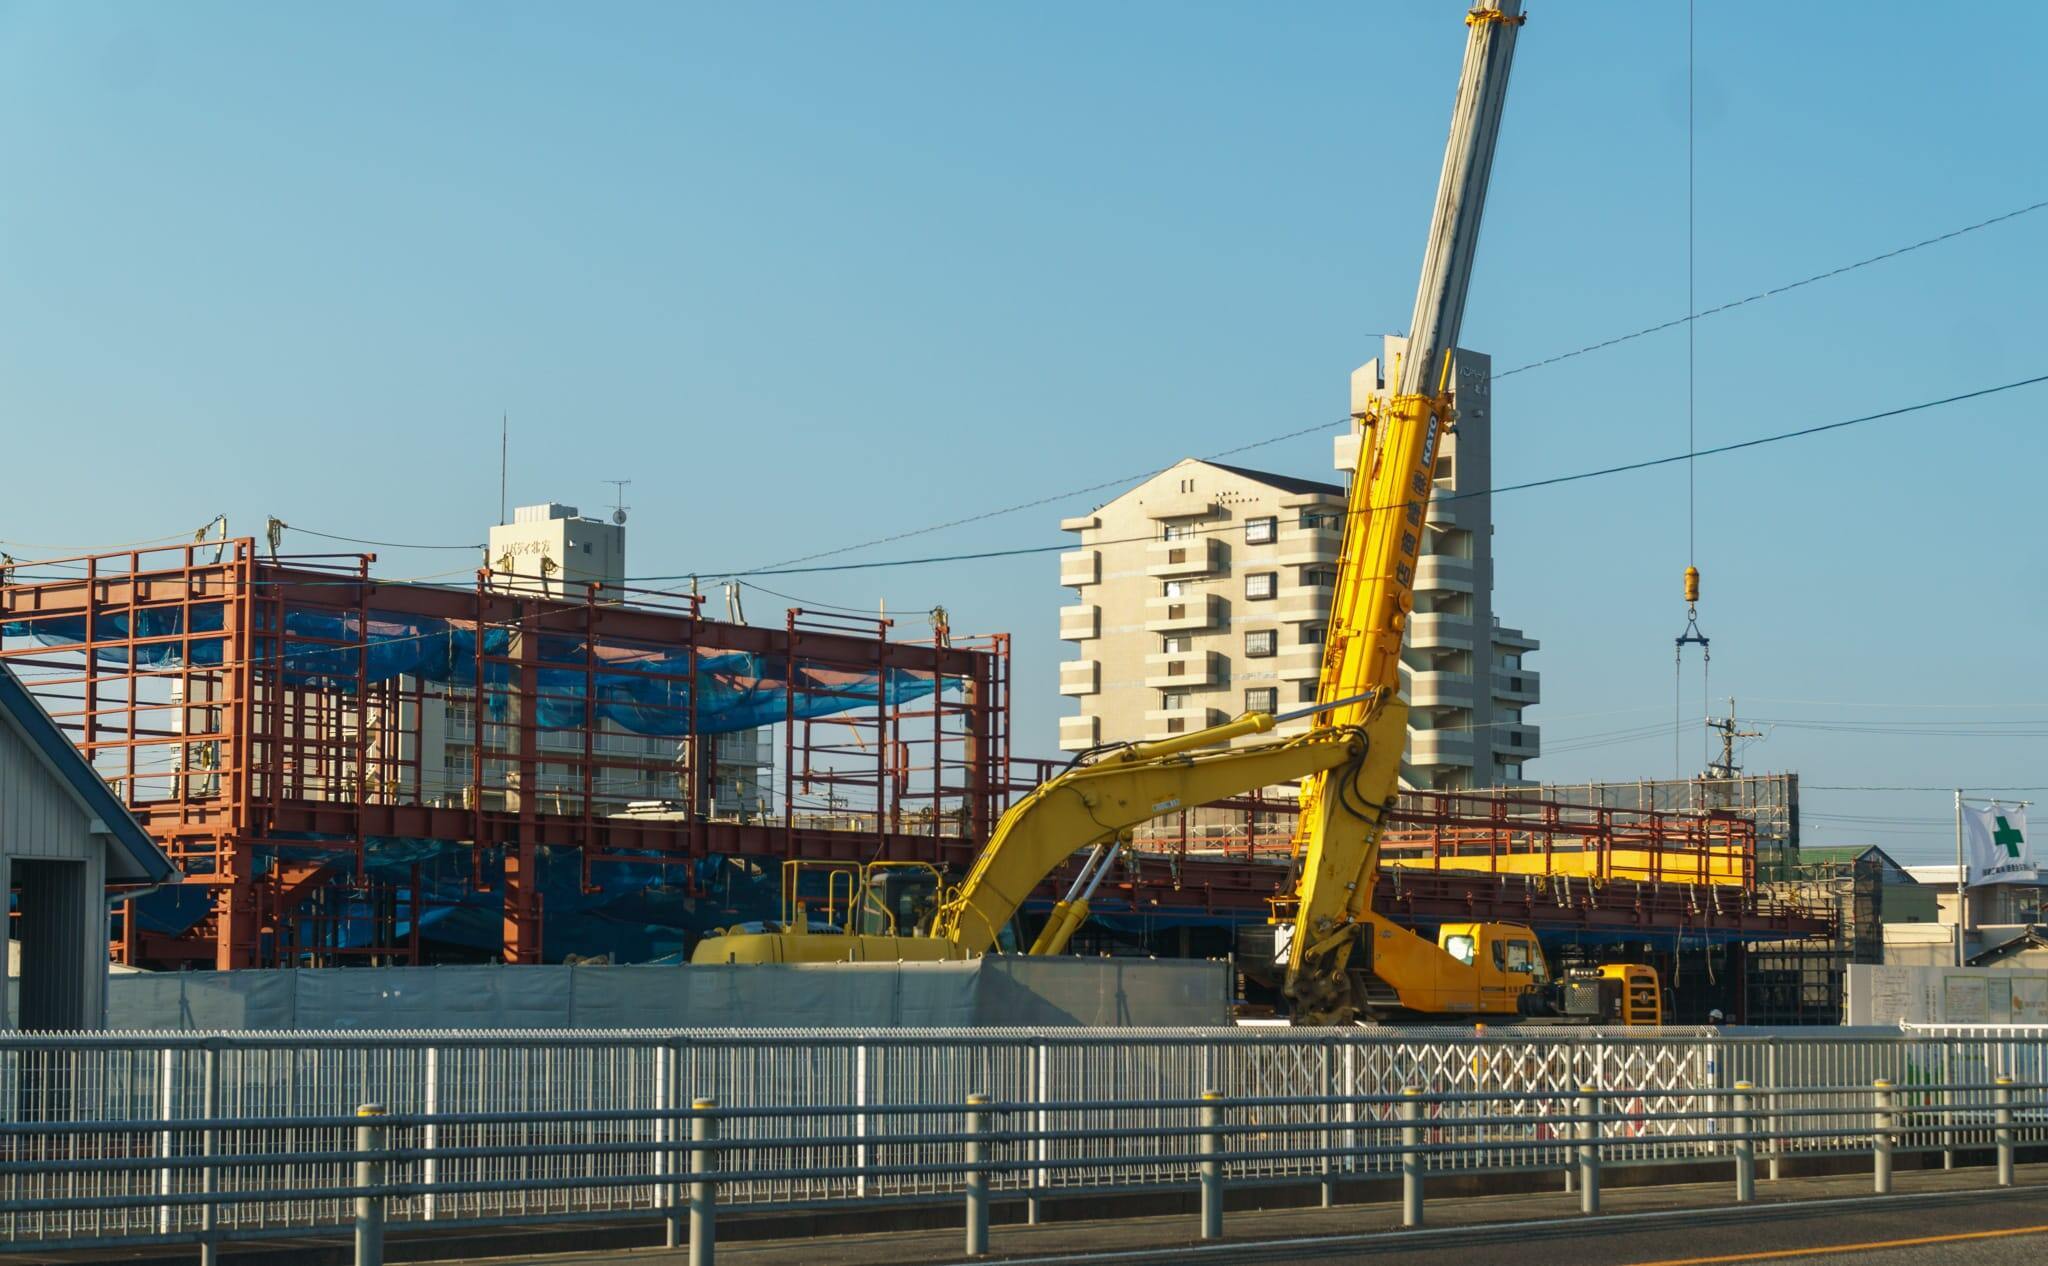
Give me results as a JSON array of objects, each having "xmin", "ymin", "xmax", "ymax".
[{"xmin": 0, "ymin": 541, "xmax": 1008, "ymax": 968}]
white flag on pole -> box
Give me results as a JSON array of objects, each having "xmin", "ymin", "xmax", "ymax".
[{"xmin": 1964, "ymin": 804, "xmax": 2035, "ymax": 887}]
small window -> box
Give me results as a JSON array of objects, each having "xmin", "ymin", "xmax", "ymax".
[
  {"xmin": 1505, "ymin": 940, "xmax": 1534, "ymax": 974},
  {"xmin": 1245, "ymin": 687, "xmax": 1277, "ymax": 713},
  {"xmin": 1301, "ymin": 623, "xmax": 1326, "ymax": 646},
  {"xmin": 1245, "ymin": 516, "xmax": 1277, "ymax": 545},
  {"xmin": 1444, "ymin": 934, "xmax": 1476, "ymax": 966},
  {"xmin": 1163, "ymin": 522, "xmax": 1194, "ymax": 541},
  {"xmin": 1163, "ymin": 580, "xmax": 1187, "ymax": 598},
  {"xmin": 1162, "ymin": 636, "xmax": 1191, "ymax": 653},
  {"xmin": 1303, "ymin": 566, "xmax": 1337, "ymax": 588},
  {"xmin": 1245, "ymin": 572, "xmax": 1277, "ymax": 601},
  {"xmin": 1297, "ymin": 681, "xmax": 1319, "ymax": 704},
  {"xmin": 1245, "ymin": 629, "xmax": 1276, "ymax": 658},
  {"xmin": 1299, "ymin": 509, "xmax": 1336, "ymax": 530},
  {"xmin": 1510, "ymin": 730, "xmax": 1524, "ymax": 748},
  {"xmin": 1161, "ymin": 691, "xmax": 1188, "ymax": 711}
]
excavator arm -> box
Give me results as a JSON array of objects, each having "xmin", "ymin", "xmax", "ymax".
[{"xmin": 930, "ymin": 707, "xmax": 1384, "ymax": 955}]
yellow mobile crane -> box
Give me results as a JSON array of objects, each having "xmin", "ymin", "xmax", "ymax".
[{"xmin": 692, "ymin": 2, "xmax": 1659, "ymax": 1025}]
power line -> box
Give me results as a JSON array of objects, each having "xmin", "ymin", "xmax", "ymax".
[
  {"xmin": 738, "ymin": 420, "xmax": 1336, "ymax": 575},
  {"xmin": 284, "ymin": 525, "xmax": 485, "ymax": 552},
  {"xmin": 649, "ymin": 370, "xmax": 2048, "ymax": 581},
  {"xmin": 1493, "ymin": 197, "xmax": 2048, "ymax": 380}
]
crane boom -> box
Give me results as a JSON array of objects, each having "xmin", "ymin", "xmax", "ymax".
[{"xmin": 1281, "ymin": 0, "xmax": 1523, "ymax": 1022}]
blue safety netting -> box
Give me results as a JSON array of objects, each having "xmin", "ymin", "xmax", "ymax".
[
  {"xmin": 4, "ymin": 606, "xmax": 951, "ymax": 736},
  {"xmin": 122, "ymin": 835, "xmax": 785, "ymax": 962}
]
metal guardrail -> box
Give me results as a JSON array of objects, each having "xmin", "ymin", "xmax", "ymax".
[{"xmin": 4, "ymin": 1028, "xmax": 2047, "ymax": 1263}]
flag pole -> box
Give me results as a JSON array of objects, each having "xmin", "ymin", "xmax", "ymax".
[{"xmin": 1954, "ymin": 788, "xmax": 1966, "ymax": 968}]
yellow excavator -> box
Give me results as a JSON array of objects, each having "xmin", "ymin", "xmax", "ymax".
[{"xmin": 692, "ymin": 1, "xmax": 1662, "ymax": 1025}]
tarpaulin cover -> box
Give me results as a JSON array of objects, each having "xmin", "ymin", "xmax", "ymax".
[{"xmin": 5, "ymin": 606, "xmax": 953, "ymax": 735}]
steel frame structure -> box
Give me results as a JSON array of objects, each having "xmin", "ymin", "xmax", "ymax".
[
  {"xmin": 0, "ymin": 541, "xmax": 1009, "ymax": 969},
  {"xmin": 1, "ymin": 541, "xmax": 1830, "ymax": 969}
]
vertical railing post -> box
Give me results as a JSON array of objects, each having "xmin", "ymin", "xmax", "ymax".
[
  {"xmin": 1319, "ymin": 1044, "xmax": 1337, "ymax": 1208},
  {"xmin": 965, "ymin": 1092, "xmax": 991, "ymax": 1257},
  {"xmin": 1199, "ymin": 1090, "xmax": 1224, "ymax": 1240},
  {"xmin": 421, "ymin": 1046, "xmax": 440, "ymax": 1222},
  {"xmin": 1941, "ymin": 1044, "xmax": 1954, "ymax": 1170},
  {"xmin": 1401, "ymin": 1087, "xmax": 1424, "ymax": 1228},
  {"xmin": 1028, "ymin": 1038, "xmax": 1048, "ymax": 1225},
  {"xmin": 155, "ymin": 1046, "xmax": 177, "ymax": 1237},
  {"xmin": 199, "ymin": 1041, "xmax": 221, "ymax": 1266},
  {"xmin": 690, "ymin": 1098, "xmax": 718, "ymax": 1266},
  {"xmin": 1766, "ymin": 1037, "xmax": 1781, "ymax": 1181},
  {"xmin": 1873, "ymin": 1080, "xmax": 1894, "ymax": 1195},
  {"xmin": 663, "ymin": 1041, "xmax": 683, "ymax": 1249},
  {"xmin": 1732, "ymin": 1083, "xmax": 1754, "ymax": 1204},
  {"xmin": 1995, "ymin": 1077, "xmax": 2014, "ymax": 1188},
  {"xmin": 854, "ymin": 1041, "xmax": 871, "ymax": 1201},
  {"xmin": 354, "ymin": 1103, "xmax": 388, "ymax": 1266},
  {"xmin": 1577, "ymin": 1086, "xmax": 1600, "ymax": 1215}
]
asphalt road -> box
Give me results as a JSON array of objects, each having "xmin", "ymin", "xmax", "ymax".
[{"xmin": 1147, "ymin": 1189, "xmax": 2048, "ymax": 1266}]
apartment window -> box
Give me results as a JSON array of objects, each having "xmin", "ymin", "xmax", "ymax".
[
  {"xmin": 1245, "ymin": 687, "xmax": 1278, "ymax": 713},
  {"xmin": 1299, "ymin": 509, "xmax": 1337, "ymax": 530},
  {"xmin": 1245, "ymin": 516, "xmax": 1277, "ymax": 545},
  {"xmin": 1303, "ymin": 566, "xmax": 1337, "ymax": 588},
  {"xmin": 1297, "ymin": 681, "xmax": 1320, "ymax": 704},
  {"xmin": 1161, "ymin": 690, "xmax": 1189, "ymax": 713},
  {"xmin": 1300, "ymin": 622, "xmax": 1326, "ymax": 646},
  {"xmin": 1245, "ymin": 571, "xmax": 1276, "ymax": 601},
  {"xmin": 1509, "ymin": 729, "xmax": 1524, "ymax": 748},
  {"xmin": 1162, "ymin": 635, "xmax": 1191, "ymax": 653},
  {"xmin": 1245, "ymin": 629, "xmax": 1277, "ymax": 658},
  {"xmin": 1162, "ymin": 580, "xmax": 1187, "ymax": 598},
  {"xmin": 1163, "ymin": 522, "xmax": 1195, "ymax": 541}
]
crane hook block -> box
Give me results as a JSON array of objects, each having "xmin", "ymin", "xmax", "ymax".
[{"xmin": 1683, "ymin": 565, "xmax": 1700, "ymax": 605}]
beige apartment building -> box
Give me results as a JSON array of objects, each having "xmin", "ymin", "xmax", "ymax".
[{"xmin": 1058, "ymin": 338, "xmax": 1540, "ymax": 791}]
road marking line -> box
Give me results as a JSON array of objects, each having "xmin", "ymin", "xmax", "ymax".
[{"xmin": 1624, "ymin": 1222, "xmax": 2048, "ymax": 1266}]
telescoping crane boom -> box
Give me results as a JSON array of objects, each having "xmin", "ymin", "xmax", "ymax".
[
  {"xmin": 691, "ymin": 3, "xmax": 1661, "ymax": 1027},
  {"xmin": 1275, "ymin": 0, "xmax": 1524, "ymax": 1024}
]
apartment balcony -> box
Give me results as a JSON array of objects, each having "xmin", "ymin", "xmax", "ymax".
[
  {"xmin": 1059, "ymin": 549, "xmax": 1099, "ymax": 588},
  {"xmin": 1143, "ymin": 704, "xmax": 1226, "ymax": 739},
  {"xmin": 1145, "ymin": 536, "xmax": 1223, "ymax": 578},
  {"xmin": 1493, "ymin": 630, "xmax": 1540, "ymax": 657},
  {"xmin": 1277, "ymin": 644, "xmax": 1324, "ymax": 682},
  {"xmin": 1407, "ymin": 670, "xmax": 1476, "ymax": 709},
  {"xmin": 1276, "ymin": 521, "xmax": 1342, "ymax": 567},
  {"xmin": 1414, "ymin": 554, "xmax": 1475, "ymax": 595},
  {"xmin": 1496, "ymin": 724, "xmax": 1541, "ymax": 760},
  {"xmin": 1275, "ymin": 584, "xmax": 1334, "ymax": 624},
  {"xmin": 1059, "ymin": 603, "xmax": 1099, "ymax": 641},
  {"xmin": 1143, "ymin": 592, "xmax": 1223, "ymax": 633},
  {"xmin": 1059, "ymin": 659, "xmax": 1099, "ymax": 696},
  {"xmin": 1144, "ymin": 649, "xmax": 1223, "ymax": 689},
  {"xmin": 1407, "ymin": 612, "xmax": 1475, "ymax": 651},
  {"xmin": 1492, "ymin": 669, "xmax": 1540, "ymax": 703},
  {"xmin": 1407, "ymin": 728, "xmax": 1477, "ymax": 766},
  {"xmin": 1058, "ymin": 714, "xmax": 1100, "ymax": 751}
]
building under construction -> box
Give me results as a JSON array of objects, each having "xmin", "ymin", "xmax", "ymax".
[{"xmin": 3, "ymin": 537, "xmax": 1833, "ymax": 1009}]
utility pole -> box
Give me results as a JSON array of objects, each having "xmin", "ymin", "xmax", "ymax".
[{"xmin": 1705, "ymin": 697, "xmax": 1760, "ymax": 780}]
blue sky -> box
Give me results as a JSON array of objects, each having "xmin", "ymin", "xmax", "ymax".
[{"xmin": 2, "ymin": 2, "xmax": 2042, "ymax": 861}]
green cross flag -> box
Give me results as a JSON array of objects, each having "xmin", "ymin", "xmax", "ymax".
[{"xmin": 1994, "ymin": 816, "xmax": 2025, "ymax": 859}]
